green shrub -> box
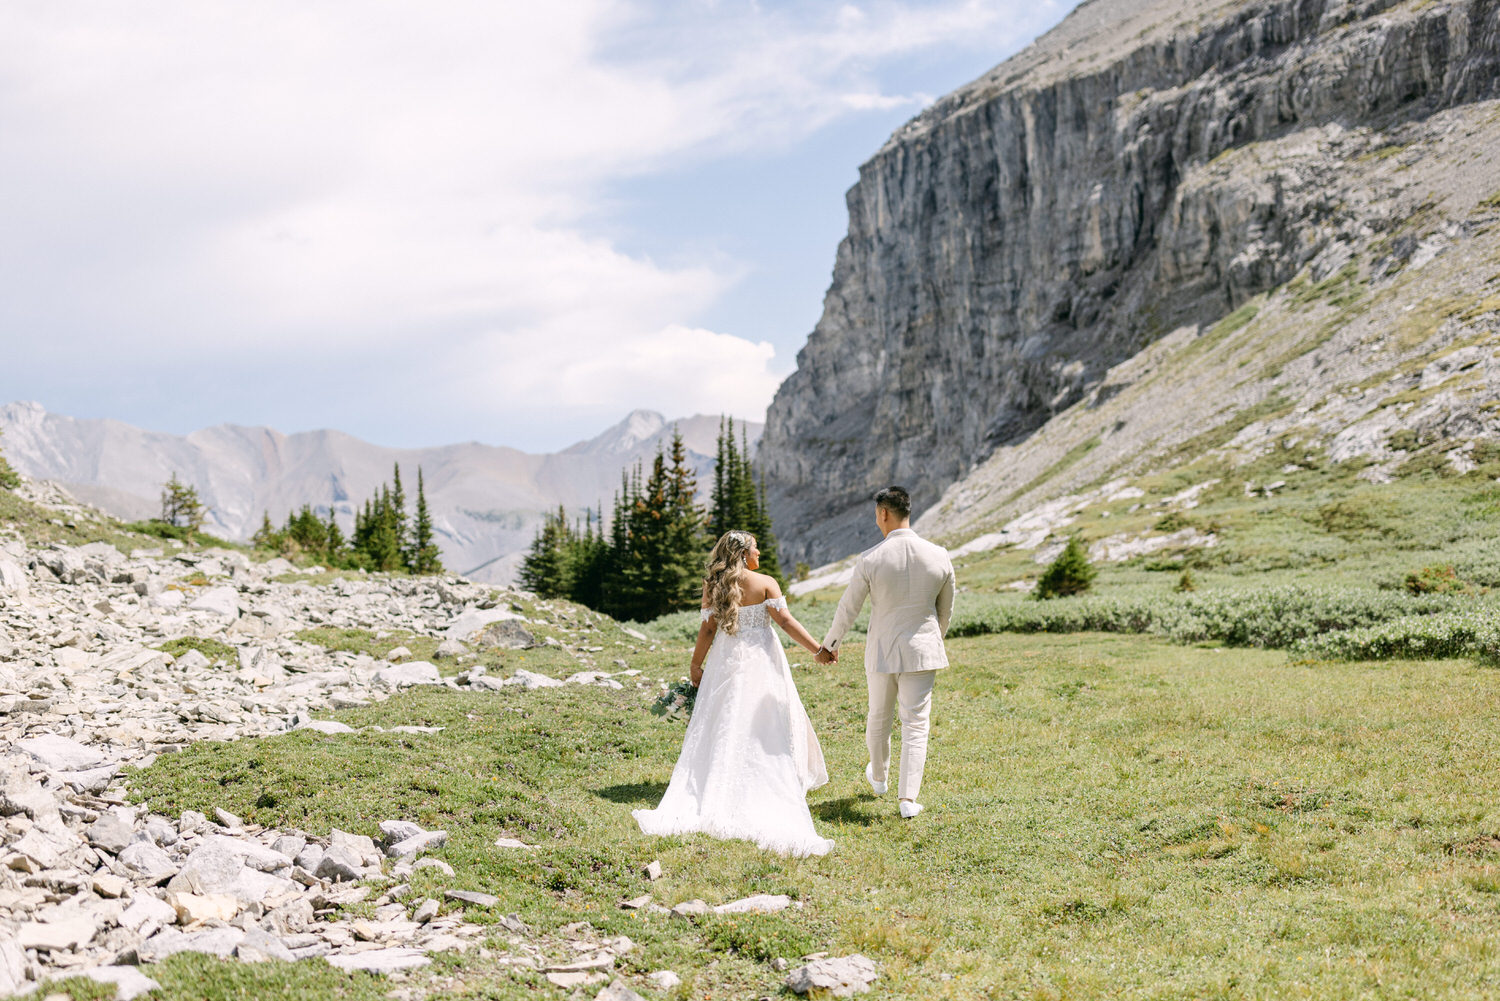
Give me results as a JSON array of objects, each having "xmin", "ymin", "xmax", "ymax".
[
  {"xmin": 1036, "ymin": 537, "xmax": 1097, "ymax": 600},
  {"xmin": 1176, "ymin": 569, "xmax": 1197, "ymax": 593},
  {"xmin": 0, "ymin": 430, "xmax": 19, "ymax": 491},
  {"xmin": 1155, "ymin": 512, "xmax": 1194, "ymax": 533},
  {"xmin": 159, "ymin": 636, "xmax": 237, "ymax": 664},
  {"xmin": 1295, "ymin": 610, "xmax": 1500, "ymax": 663},
  {"xmin": 1404, "ymin": 564, "xmax": 1481, "ymax": 596},
  {"xmin": 950, "ymin": 586, "xmax": 1463, "ymax": 650}
]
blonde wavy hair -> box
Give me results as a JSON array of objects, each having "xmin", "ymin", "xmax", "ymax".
[{"xmin": 704, "ymin": 531, "xmax": 756, "ymax": 635}]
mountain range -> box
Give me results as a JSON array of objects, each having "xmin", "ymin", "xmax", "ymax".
[{"xmin": 0, "ymin": 401, "xmax": 760, "ymax": 583}]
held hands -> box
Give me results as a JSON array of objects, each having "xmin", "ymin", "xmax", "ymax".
[{"xmin": 814, "ymin": 645, "xmax": 838, "ymax": 665}]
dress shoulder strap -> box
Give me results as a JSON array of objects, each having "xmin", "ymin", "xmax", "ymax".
[
  {"xmin": 700, "ymin": 607, "xmax": 713, "ymax": 622},
  {"xmin": 765, "ymin": 596, "xmax": 787, "ymax": 611}
]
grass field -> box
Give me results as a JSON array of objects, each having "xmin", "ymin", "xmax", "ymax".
[{"xmin": 78, "ymin": 631, "xmax": 1500, "ymax": 1000}]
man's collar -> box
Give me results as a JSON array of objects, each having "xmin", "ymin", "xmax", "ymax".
[{"xmin": 886, "ymin": 527, "xmax": 916, "ymax": 538}]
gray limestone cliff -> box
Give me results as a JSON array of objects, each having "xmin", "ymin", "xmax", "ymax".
[{"xmin": 762, "ymin": 0, "xmax": 1500, "ymax": 564}]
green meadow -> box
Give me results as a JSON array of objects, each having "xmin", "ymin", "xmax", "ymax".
[{"xmin": 38, "ymin": 630, "xmax": 1498, "ymax": 1000}]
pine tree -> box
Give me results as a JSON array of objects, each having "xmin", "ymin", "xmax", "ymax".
[
  {"xmin": 569, "ymin": 507, "xmax": 608, "ymax": 610},
  {"xmin": 326, "ymin": 511, "xmax": 347, "ymax": 566},
  {"xmin": 251, "ymin": 511, "xmax": 277, "ymax": 550},
  {"xmin": 706, "ymin": 415, "xmax": 782, "ymax": 583},
  {"xmin": 1035, "ymin": 536, "xmax": 1097, "ymax": 600},
  {"xmin": 410, "ymin": 468, "xmax": 443, "ymax": 574},
  {"xmin": 391, "ymin": 463, "xmax": 410, "ymax": 567},
  {"xmin": 664, "ymin": 429, "xmax": 707, "ymax": 611},
  {"xmin": 158, "ymin": 473, "xmax": 206, "ymax": 533},
  {"xmin": 519, "ymin": 505, "xmax": 572, "ymax": 597}
]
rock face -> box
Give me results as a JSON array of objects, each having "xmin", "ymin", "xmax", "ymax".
[{"xmin": 761, "ymin": 0, "xmax": 1500, "ymax": 564}]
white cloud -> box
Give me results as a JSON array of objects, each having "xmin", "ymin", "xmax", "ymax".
[{"xmin": 0, "ymin": 0, "xmax": 1058, "ymax": 444}]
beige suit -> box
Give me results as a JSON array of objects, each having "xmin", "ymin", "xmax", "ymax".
[{"xmin": 822, "ymin": 528, "xmax": 955, "ymax": 800}]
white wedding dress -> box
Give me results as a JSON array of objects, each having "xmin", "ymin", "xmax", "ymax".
[{"xmin": 634, "ymin": 598, "xmax": 833, "ymax": 857}]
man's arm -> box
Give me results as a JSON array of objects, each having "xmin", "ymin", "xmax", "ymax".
[
  {"xmin": 822, "ymin": 561, "xmax": 870, "ymax": 654},
  {"xmin": 936, "ymin": 559, "xmax": 956, "ymax": 636}
]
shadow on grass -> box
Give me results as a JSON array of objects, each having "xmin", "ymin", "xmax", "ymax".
[
  {"xmin": 593, "ymin": 781, "xmax": 668, "ymax": 804},
  {"xmin": 812, "ymin": 796, "xmax": 880, "ymax": 827}
]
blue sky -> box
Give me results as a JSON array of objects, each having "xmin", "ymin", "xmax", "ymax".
[{"xmin": 0, "ymin": 1, "xmax": 1080, "ymax": 452}]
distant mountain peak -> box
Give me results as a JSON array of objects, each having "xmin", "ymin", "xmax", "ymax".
[{"xmin": 564, "ymin": 409, "xmax": 669, "ymax": 456}]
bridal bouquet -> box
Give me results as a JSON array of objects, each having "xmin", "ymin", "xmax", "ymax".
[{"xmin": 651, "ymin": 680, "xmax": 697, "ymax": 721}]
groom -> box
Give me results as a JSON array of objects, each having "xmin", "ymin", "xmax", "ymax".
[{"xmin": 815, "ymin": 486, "xmax": 955, "ymax": 819}]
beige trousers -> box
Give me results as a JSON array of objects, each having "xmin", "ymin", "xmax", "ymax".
[{"xmin": 866, "ymin": 668, "xmax": 938, "ymax": 801}]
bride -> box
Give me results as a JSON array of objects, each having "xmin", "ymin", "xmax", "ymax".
[{"xmin": 633, "ymin": 530, "xmax": 834, "ymax": 857}]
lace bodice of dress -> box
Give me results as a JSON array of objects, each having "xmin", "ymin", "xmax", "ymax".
[{"xmin": 702, "ymin": 597, "xmax": 787, "ymax": 632}]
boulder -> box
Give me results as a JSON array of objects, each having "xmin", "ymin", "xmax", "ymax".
[
  {"xmin": 17, "ymin": 733, "xmax": 103, "ymax": 772},
  {"xmin": 325, "ymin": 947, "xmax": 431, "ymax": 973},
  {"xmin": 387, "ymin": 830, "xmax": 447, "ymax": 858},
  {"xmin": 504, "ymin": 669, "xmax": 564, "ymax": 689},
  {"xmin": 476, "ymin": 620, "xmax": 536, "ymax": 650},
  {"xmin": 0, "ymin": 933, "xmax": 24, "ymax": 995},
  {"xmin": 433, "ymin": 638, "xmax": 468, "ymax": 660},
  {"xmin": 444, "ymin": 890, "xmax": 498, "ymax": 908},
  {"xmin": 0, "ymin": 560, "xmax": 27, "ymax": 596},
  {"xmin": 786, "ymin": 955, "xmax": 879, "ymax": 997},
  {"xmin": 373, "ymin": 661, "xmax": 441, "ymax": 688},
  {"xmin": 174, "ymin": 648, "xmax": 211, "ymax": 671},
  {"xmin": 714, "ymin": 894, "xmax": 792, "ymax": 915},
  {"xmin": 167, "ymin": 844, "xmax": 294, "ymax": 904},
  {"xmin": 139, "ymin": 927, "xmax": 245, "ymax": 962},
  {"xmin": 169, "ymin": 891, "xmax": 241, "ymax": 924},
  {"xmin": 596, "ymin": 982, "xmax": 647, "ymax": 1001},
  {"xmin": 199, "ymin": 834, "xmax": 293, "ymax": 872},
  {"xmin": 120, "ymin": 894, "xmax": 177, "ymax": 932},
  {"xmin": 19, "ymin": 913, "xmax": 99, "ymax": 951},
  {"xmin": 118, "ymin": 843, "xmax": 178, "ymax": 883},
  {"xmin": 314, "ymin": 847, "xmax": 365, "ymax": 883},
  {"xmin": 442, "ymin": 605, "xmax": 527, "ymax": 641},
  {"xmin": 236, "ymin": 928, "xmax": 296, "ymax": 963},
  {"xmin": 86, "ymin": 814, "xmax": 135, "ymax": 855},
  {"xmin": 378, "ymin": 820, "xmax": 424, "ymax": 847},
  {"xmin": 296, "ymin": 719, "xmax": 356, "ymax": 734},
  {"xmin": 188, "ymin": 586, "xmax": 240, "ymax": 618},
  {"xmin": 84, "ymin": 966, "xmax": 162, "ymax": 1001}
]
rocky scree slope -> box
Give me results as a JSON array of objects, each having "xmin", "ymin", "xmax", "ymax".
[
  {"xmin": 761, "ymin": 0, "xmax": 1500, "ymax": 565},
  {"xmin": 0, "ymin": 479, "xmax": 681, "ymax": 997}
]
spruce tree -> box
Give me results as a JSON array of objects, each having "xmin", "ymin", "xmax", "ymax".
[
  {"xmin": 326, "ymin": 511, "xmax": 347, "ymax": 566},
  {"xmin": 519, "ymin": 506, "xmax": 572, "ymax": 597},
  {"xmin": 706, "ymin": 415, "xmax": 782, "ymax": 582},
  {"xmin": 569, "ymin": 507, "xmax": 608, "ymax": 610},
  {"xmin": 1035, "ymin": 536, "xmax": 1097, "ymax": 600},
  {"xmin": 252, "ymin": 512, "xmax": 277, "ymax": 550},
  {"xmin": 664, "ymin": 430, "xmax": 708, "ymax": 611},
  {"xmin": 410, "ymin": 467, "xmax": 443, "ymax": 574},
  {"xmin": 158, "ymin": 473, "xmax": 206, "ymax": 533}
]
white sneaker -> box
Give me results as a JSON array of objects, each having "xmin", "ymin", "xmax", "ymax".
[
  {"xmin": 899, "ymin": 800, "xmax": 924, "ymax": 819},
  {"xmin": 865, "ymin": 762, "xmax": 887, "ymax": 796}
]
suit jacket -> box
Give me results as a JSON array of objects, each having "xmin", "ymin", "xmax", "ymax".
[{"xmin": 822, "ymin": 528, "xmax": 956, "ymax": 674}]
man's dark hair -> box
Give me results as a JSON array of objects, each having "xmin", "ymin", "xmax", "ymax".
[{"xmin": 874, "ymin": 486, "xmax": 911, "ymax": 520}]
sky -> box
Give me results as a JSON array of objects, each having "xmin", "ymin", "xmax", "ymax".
[{"xmin": 0, "ymin": 0, "xmax": 1080, "ymax": 452}]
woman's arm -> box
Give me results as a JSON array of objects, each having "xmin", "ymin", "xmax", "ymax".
[
  {"xmin": 689, "ymin": 617, "xmax": 715, "ymax": 687},
  {"xmin": 766, "ymin": 584, "xmax": 821, "ymax": 656},
  {"xmin": 690, "ymin": 581, "xmax": 714, "ymax": 686}
]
